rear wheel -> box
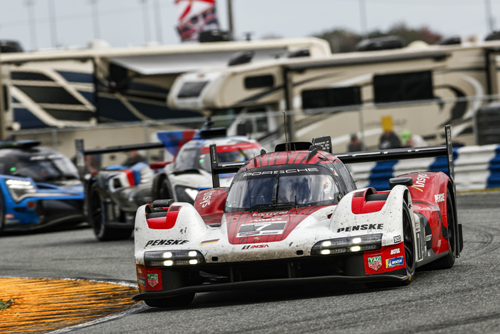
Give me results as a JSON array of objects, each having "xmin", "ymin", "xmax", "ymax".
[
  {"xmin": 88, "ymin": 183, "xmax": 133, "ymax": 241},
  {"xmin": 428, "ymin": 189, "xmax": 456, "ymax": 269},
  {"xmin": 144, "ymin": 294, "xmax": 195, "ymax": 308},
  {"xmin": 0, "ymin": 192, "xmax": 4, "ymax": 235}
]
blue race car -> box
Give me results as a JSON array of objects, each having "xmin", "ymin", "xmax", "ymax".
[{"xmin": 0, "ymin": 140, "xmax": 85, "ymax": 233}]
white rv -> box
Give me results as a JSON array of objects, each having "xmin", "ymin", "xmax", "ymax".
[
  {"xmin": 168, "ymin": 40, "xmax": 500, "ymax": 151},
  {"xmin": 0, "ymin": 38, "xmax": 330, "ymax": 130}
]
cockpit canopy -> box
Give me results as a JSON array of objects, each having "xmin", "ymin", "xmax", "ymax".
[{"xmin": 225, "ymin": 165, "xmax": 340, "ymax": 212}]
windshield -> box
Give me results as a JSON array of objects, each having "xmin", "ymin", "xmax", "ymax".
[
  {"xmin": 226, "ymin": 166, "xmax": 339, "ymax": 212},
  {"xmin": 13, "ymin": 155, "xmax": 79, "ymax": 182},
  {"xmin": 174, "ymin": 145, "xmax": 261, "ymax": 173}
]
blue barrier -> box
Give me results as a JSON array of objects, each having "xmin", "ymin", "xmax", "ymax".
[{"xmin": 355, "ymin": 145, "xmax": 500, "ymax": 191}]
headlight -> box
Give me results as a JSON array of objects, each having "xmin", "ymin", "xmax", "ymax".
[
  {"xmin": 311, "ymin": 233, "xmax": 382, "ymax": 256},
  {"xmin": 5, "ymin": 179, "xmax": 36, "ymax": 202},
  {"xmin": 144, "ymin": 250, "xmax": 205, "ymax": 267}
]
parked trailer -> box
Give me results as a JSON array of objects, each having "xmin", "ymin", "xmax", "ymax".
[
  {"xmin": 168, "ymin": 40, "xmax": 500, "ymax": 151},
  {"xmin": 0, "ymin": 38, "xmax": 330, "ymax": 130}
]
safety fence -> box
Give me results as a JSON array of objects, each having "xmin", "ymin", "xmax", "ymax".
[
  {"xmin": 350, "ymin": 145, "xmax": 500, "ymax": 191},
  {"xmin": 9, "ymin": 94, "xmax": 500, "ymax": 160}
]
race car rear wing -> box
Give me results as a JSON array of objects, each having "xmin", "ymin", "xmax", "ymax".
[
  {"xmin": 332, "ymin": 125, "xmax": 455, "ymax": 186},
  {"xmin": 75, "ymin": 138, "xmax": 164, "ymax": 176},
  {"xmin": 210, "ymin": 125, "xmax": 455, "ymax": 189}
]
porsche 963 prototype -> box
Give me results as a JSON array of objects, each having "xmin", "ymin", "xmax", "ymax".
[{"xmin": 132, "ymin": 125, "xmax": 464, "ymax": 308}]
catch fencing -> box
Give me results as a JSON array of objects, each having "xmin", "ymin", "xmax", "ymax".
[{"xmin": 350, "ymin": 144, "xmax": 500, "ymax": 191}]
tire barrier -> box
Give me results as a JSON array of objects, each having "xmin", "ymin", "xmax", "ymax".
[{"xmin": 349, "ymin": 144, "xmax": 500, "ymax": 191}]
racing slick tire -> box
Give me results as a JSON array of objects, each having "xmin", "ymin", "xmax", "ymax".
[
  {"xmin": 87, "ymin": 182, "xmax": 133, "ymax": 241},
  {"xmin": 366, "ymin": 202, "xmax": 416, "ymax": 288},
  {"xmin": 424, "ymin": 188, "xmax": 456, "ymax": 270},
  {"xmin": 0, "ymin": 192, "xmax": 4, "ymax": 235},
  {"xmin": 144, "ymin": 294, "xmax": 195, "ymax": 308},
  {"xmin": 152, "ymin": 173, "xmax": 174, "ymax": 201}
]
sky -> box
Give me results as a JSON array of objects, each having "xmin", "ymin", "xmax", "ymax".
[{"xmin": 0, "ymin": 0, "xmax": 498, "ymax": 51}]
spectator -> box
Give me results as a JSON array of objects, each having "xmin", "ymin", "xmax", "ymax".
[
  {"xmin": 347, "ymin": 133, "xmax": 365, "ymax": 152},
  {"xmin": 379, "ymin": 116, "xmax": 402, "ymax": 149},
  {"xmin": 401, "ymin": 129, "xmax": 427, "ymax": 148},
  {"xmin": 122, "ymin": 150, "xmax": 147, "ymax": 167}
]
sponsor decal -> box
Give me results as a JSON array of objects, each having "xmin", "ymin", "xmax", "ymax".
[
  {"xmin": 201, "ymin": 191, "xmax": 214, "ymax": 208},
  {"xmin": 200, "ymin": 239, "xmax": 219, "ymax": 246},
  {"xmin": 368, "ymin": 256, "xmax": 382, "ymax": 271},
  {"xmin": 242, "ymin": 244, "xmax": 269, "ymax": 250},
  {"xmin": 435, "ymin": 193, "xmax": 445, "ymax": 203},
  {"xmin": 337, "ymin": 224, "xmax": 383, "ymax": 233},
  {"xmin": 147, "ymin": 273, "xmax": 159, "ymax": 288},
  {"xmin": 386, "ymin": 256, "xmax": 404, "ymax": 268},
  {"xmin": 138, "ymin": 277, "xmax": 146, "ymax": 288},
  {"xmin": 145, "ymin": 239, "xmax": 189, "ymax": 247},
  {"xmin": 390, "ymin": 248, "xmax": 400, "ymax": 255},
  {"xmin": 252, "ymin": 211, "xmax": 288, "ymax": 217},
  {"xmin": 243, "ymin": 168, "xmax": 319, "ymax": 177},
  {"xmin": 237, "ymin": 222, "xmax": 286, "ymax": 237},
  {"xmin": 394, "ymin": 235, "xmax": 402, "ymax": 243},
  {"xmin": 413, "ymin": 174, "xmax": 429, "ymax": 189},
  {"xmin": 438, "ymin": 239, "xmax": 441, "ymax": 247},
  {"xmin": 5, "ymin": 214, "xmax": 14, "ymax": 219},
  {"xmin": 137, "ymin": 268, "xmax": 143, "ymax": 274}
]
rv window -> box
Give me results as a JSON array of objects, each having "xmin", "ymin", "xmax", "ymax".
[
  {"xmin": 244, "ymin": 75, "xmax": 274, "ymax": 89},
  {"xmin": 178, "ymin": 81, "xmax": 208, "ymax": 98},
  {"xmin": 302, "ymin": 86, "xmax": 361, "ymax": 110},
  {"xmin": 16, "ymin": 86, "xmax": 81, "ymax": 105},
  {"xmin": 373, "ymin": 71, "xmax": 433, "ymax": 103},
  {"xmin": 109, "ymin": 63, "xmax": 129, "ymax": 91},
  {"xmin": 11, "ymin": 72, "xmax": 53, "ymax": 81}
]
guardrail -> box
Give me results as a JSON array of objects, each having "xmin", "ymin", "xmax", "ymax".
[{"xmin": 350, "ymin": 144, "xmax": 500, "ymax": 191}]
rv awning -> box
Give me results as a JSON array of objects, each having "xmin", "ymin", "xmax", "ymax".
[{"xmin": 106, "ymin": 48, "xmax": 289, "ymax": 76}]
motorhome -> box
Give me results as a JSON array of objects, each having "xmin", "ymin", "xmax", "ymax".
[
  {"xmin": 0, "ymin": 37, "xmax": 330, "ymax": 130},
  {"xmin": 168, "ymin": 39, "xmax": 500, "ymax": 151}
]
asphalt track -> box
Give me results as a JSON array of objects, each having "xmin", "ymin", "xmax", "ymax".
[{"xmin": 1, "ymin": 192, "xmax": 500, "ymax": 334}]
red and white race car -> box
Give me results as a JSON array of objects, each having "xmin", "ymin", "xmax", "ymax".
[{"xmin": 132, "ymin": 126, "xmax": 463, "ymax": 308}]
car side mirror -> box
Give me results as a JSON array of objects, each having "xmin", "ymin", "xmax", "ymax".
[{"xmin": 389, "ymin": 177, "xmax": 413, "ymax": 189}]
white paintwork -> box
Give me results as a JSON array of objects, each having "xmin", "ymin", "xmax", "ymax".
[{"xmin": 134, "ymin": 185, "xmax": 418, "ymax": 266}]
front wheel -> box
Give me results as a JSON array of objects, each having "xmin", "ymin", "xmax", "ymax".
[
  {"xmin": 401, "ymin": 201, "xmax": 416, "ymax": 284},
  {"xmin": 152, "ymin": 174, "xmax": 174, "ymax": 201},
  {"xmin": 144, "ymin": 294, "xmax": 195, "ymax": 308},
  {"xmin": 366, "ymin": 201, "xmax": 415, "ymax": 289},
  {"xmin": 87, "ymin": 183, "xmax": 133, "ymax": 241},
  {"xmin": 0, "ymin": 191, "xmax": 5, "ymax": 236}
]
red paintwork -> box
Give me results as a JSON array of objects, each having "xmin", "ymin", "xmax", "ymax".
[
  {"xmin": 351, "ymin": 189, "xmax": 387, "ymax": 214},
  {"xmin": 146, "ymin": 205, "xmax": 181, "ymax": 229},
  {"xmin": 225, "ymin": 206, "xmax": 331, "ymax": 245},
  {"xmin": 194, "ymin": 188, "xmax": 227, "ymax": 225},
  {"xmin": 363, "ymin": 242, "xmax": 405, "ymax": 275},
  {"xmin": 402, "ymin": 171, "xmax": 451, "ymax": 255},
  {"xmin": 136, "ymin": 265, "xmax": 163, "ymax": 292},
  {"xmin": 246, "ymin": 150, "xmax": 340, "ymax": 169},
  {"xmin": 200, "ymin": 142, "xmax": 262, "ymax": 154},
  {"xmin": 149, "ymin": 161, "xmax": 172, "ymax": 172}
]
